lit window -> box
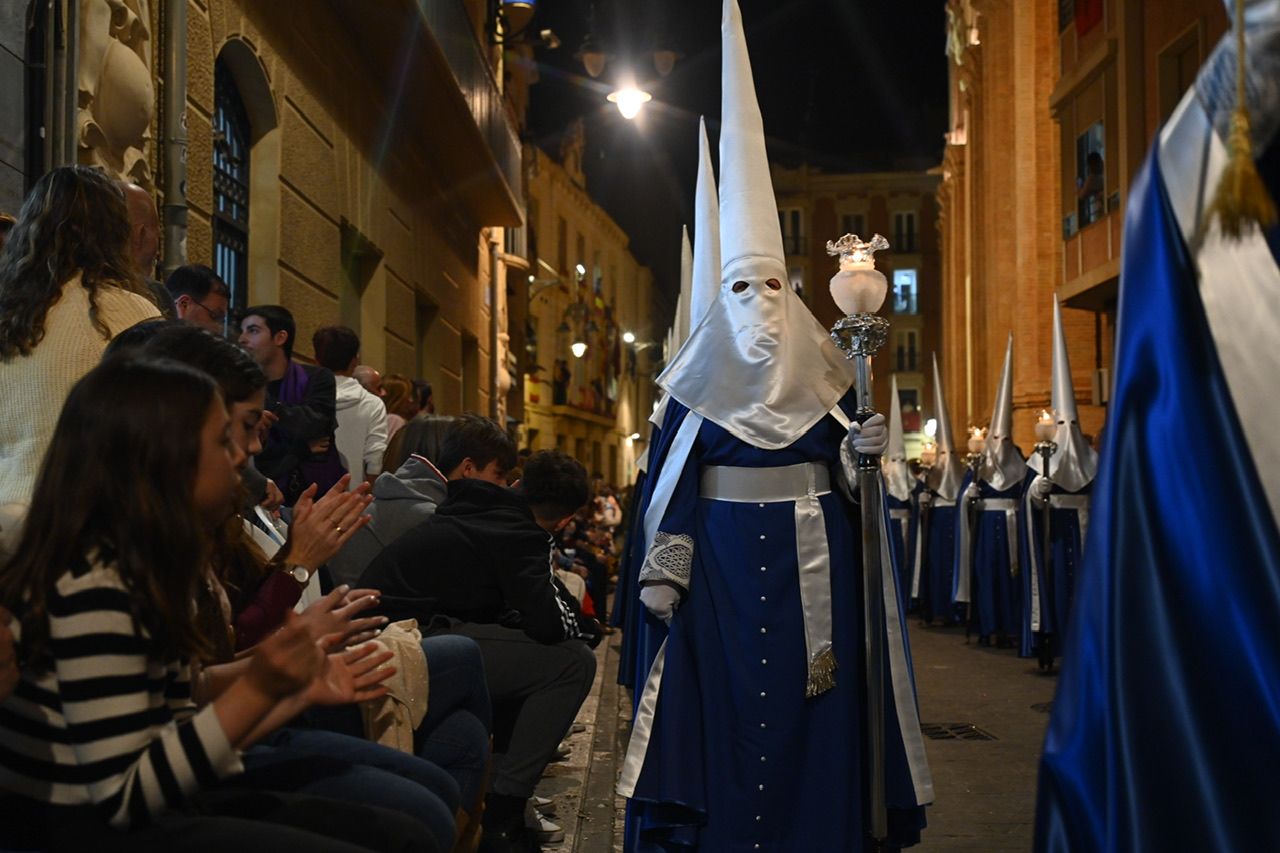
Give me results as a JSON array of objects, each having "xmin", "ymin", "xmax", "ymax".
[{"xmin": 893, "ymin": 269, "xmax": 918, "ymax": 315}]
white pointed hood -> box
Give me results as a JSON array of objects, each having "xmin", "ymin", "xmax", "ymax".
[
  {"xmin": 691, "ymin": 116, "xmax": 721, "ymax": 332},
  {"xmin": 1028, "ymin": 296, "xmax": 1098, "ymax": 491},
  {"xmin": 981, "ymin": 333, "xmax": 1026, "ymax": 491},
  {"xmin": 658, "ymin": 0, "xmax": 853, "ymax": 449},
  {"xmin": 883, "ymin": 375, "xmax": 914, "ymax": 501},
  {"xmin": 672, "ymin": 226, "xmax": 693, "ymax": 351},
  {"xmin": 927, "ymin": 354, "xmax": 965, "ymax": 501}
]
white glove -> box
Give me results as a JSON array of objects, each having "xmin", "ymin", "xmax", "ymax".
[
  {"xmin": 918, "ymin": 490, "xmax": 932, "ymax": 507},
  {"xmin": 849, "ymin": 412, "xmax": 888, "ymax": 457},
  {"xmin": 640, "ymin": 584, "xmax": 681, "ymax": 622},
  {"xmin": 1030, "ymin": 475, "xmax": 1053, "ymax": 504},
  {"xmin": 964, "ymin": 482, "xmax": 982, "ymax": 502}
]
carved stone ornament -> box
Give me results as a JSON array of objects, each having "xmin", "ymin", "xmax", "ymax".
[{"xmin": 78, "ymin": 0, "xmax": 155, "ymax": 187}]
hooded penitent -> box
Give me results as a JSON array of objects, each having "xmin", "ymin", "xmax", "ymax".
[
  {"xmin": 690, "ymin": 116, "xmax": 722, "ymax": 334},
  {"xmin": 981, "ymin": 333, "xmax": 1027, "ymax": 490},
  {"xmin": 672, "ymin": 226, "xmax": 693, "ymax": 351},
  {"xmin": 657, "ymin": 0, "xmax": 854, "ymax": 450},
  {"xmin": 927, "ymin": 353, "xmax": 966, "ymax": 501},
  {"xmin": 884, "ymin": 374, "xmax": 914, "ymax": 501},
  {"xmin": 1027, "ymin": 296, "xmax": 1098, "ymax": 491}
]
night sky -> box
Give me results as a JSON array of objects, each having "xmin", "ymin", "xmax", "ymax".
[{"xmin": 524, "ymin": 0, "xmax": 949, "ymax": 306}]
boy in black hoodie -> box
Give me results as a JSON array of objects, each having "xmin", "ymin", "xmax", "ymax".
[{"xmin": 360, "ymin": 449, "xmax": 601, "ymax": 853}]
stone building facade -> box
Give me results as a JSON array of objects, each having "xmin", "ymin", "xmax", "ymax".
[
  {"xmin": 772, "ymin": 164, "xmax": 941, "ymax": 450},
  {"xmin": 521, "ymin": 131, "xmax": 658, "ymax": 486},
  {"xmin": 937, "ymin": 0, "xmax": 1227, "ymax": 450},
  {"xmin": 2, "ymin": 0, "xmax": 528, "ymax": 421}
]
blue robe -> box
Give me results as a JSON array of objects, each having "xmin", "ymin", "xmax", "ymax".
[
  {"xmin": 912, "ymin": 489, "xmax": 961, "ymax": 624},
  {"xmin": 1017, "ymin": 469, "xmax": 1090, "ymax": 659},
  {"xmin": 887, "ymin": 493, "xmax": 913, "ymax": 592},
  {"xmin": 956, "ymin": 471, "xmax": 1023, "ymax": 642},
  {"xmin": 623, "ymin": 396, "xmax": 928, "ymax": 852}
]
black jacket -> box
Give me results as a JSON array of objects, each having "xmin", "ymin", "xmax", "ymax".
[
  {"xmin": 256, "ymin": 363, "xmax": 337, "ymax": 487},
  {"xmin": 359, "ymin": 479, "xmax": 598, "ymax": 645}
]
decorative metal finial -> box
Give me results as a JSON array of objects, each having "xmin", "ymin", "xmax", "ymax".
[{"xmin": 826, "ymin": 233, "xmax": 890, "ymax": 266}]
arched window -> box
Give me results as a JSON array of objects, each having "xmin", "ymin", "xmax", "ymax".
[{"xmin": 213, "ymin": 57, "xmax": 251, "ymax": 312}]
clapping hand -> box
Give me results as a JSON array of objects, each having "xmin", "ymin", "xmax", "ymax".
[
  {"xmin": 295, "ymin": 585, "xmax": 388, "ymax": 651},
  {"xmin": 306, "ymin": 642, "xmax": 396, "ymax": 706},
  {"xmin": 284, "ymin": 476, "xmax": 372, "ymax": 572}
]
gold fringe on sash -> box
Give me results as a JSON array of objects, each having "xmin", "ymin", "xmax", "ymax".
[
  {"xmin": 1204, "ymin": 0, "xmax": 1278, "ymax": 240},
  {"xmin": 806, "ymin": 647, "xmax": 838, "ymax": 698}
]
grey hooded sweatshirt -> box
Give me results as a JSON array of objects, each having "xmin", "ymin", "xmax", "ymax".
[{"xmin": 326, "ymin": 454, "xmax": 448, "ymax": 588}]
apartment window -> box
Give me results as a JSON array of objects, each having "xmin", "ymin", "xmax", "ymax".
[
  {"xmin": 894, "ymin": 329, "xmax": 919, "ymax": 372},
  {"xmin": 779, "ymin": 208, "xmax": 804, "ymax": 256},
  {"xmin": 898, "ymin": 388, "xmax": 922, "ymax": 432},
  {"xmin": 841, "ymin": 213, "xmax": 866, "ymax": 238},
  {"xmin": 213, "ymin": 58, "xmax": 250, "ymax": 312},
  {"xmin": 1075, "ymin": 121, "xmax": 1106, "ymax": 229},
  {"xmin": 893, "ymin": 269, "xmax": 918, "ymax": 315},
  {"xmin": 893, "ymin": 211, "xmax": 917, "ymax": 253},
  {"xmin": 1158, "ymin": 27, "xmax": 1202, "ymax": 126},
  {"xmin": 788, "ymin": 265, "xmax": 805, "ymax": 299}
]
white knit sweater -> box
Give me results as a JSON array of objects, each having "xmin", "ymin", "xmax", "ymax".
[{"xmin": 0, "ymin": 275, "xmax": 160, "ymax": 506}]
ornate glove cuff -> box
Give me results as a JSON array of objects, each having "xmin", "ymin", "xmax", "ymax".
[{"xmin": 638, "ymin": 531, "xmax": 694, "ymax": 590}]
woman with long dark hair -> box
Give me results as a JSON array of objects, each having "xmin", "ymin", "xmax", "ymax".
[
  {"xmin": 0, "ymin": 357, "xmax": 426, "ymax": 852},
  {"xmin": 0, "ymin": 166, "xmax": 161, "ymax": 507}
]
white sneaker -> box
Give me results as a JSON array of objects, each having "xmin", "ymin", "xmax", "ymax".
[
  {"xmin": 570, "ymin": 722, "xmax": 587, "ymax": 734},
  {"xmin": 525, "ymin": 801, "xmax": 565, "ymax": 844},
  {"xmin": 530, "ymin": 795, "xmax": 555, "ymax": 813}
]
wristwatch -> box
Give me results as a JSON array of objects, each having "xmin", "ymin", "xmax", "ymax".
[{"xmin": 284, "ymin": 564, "xmax": 311, "ymax": 586}]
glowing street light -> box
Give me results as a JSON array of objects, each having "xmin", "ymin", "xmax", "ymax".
[
  {"xmin": 570, "ymin": 340, "xmax": 588, "ymax": 359},
  {"xmin": 622, "ymin": 330, "xmax": 636, "ymax": 344},
  {"xmin": 607, "ymin": 86, "xmax": 652, "ymax": 120},
  {"xmin": 575, "ymin": 263, "xmax": 587, "ymax": 277}
]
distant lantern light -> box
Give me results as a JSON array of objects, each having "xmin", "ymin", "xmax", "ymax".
[
  {"xmin": 570, "ymin": 340, "xmax": 588, "ymax": 359},
  {"xmin": 527, "ymin": 274, "xmax": 534, "ymax": 283},
  {"xmin": 607, "ymin": 86, "xmax": 652, "ymax": 120},
  {"xmin": 501, "ymin": 0, "xmax": 536, "ymax": 33},
  {"xmin": 575, "ymin": 263, "xmax": 587, "ymax": 277},
  {"xmin": 629, "ymin": 432, "xmax": 641, "ymax": 441},
  {"xmin": 924, "ymin": 418, "xmax": 938, "ymax": 438},
  {"xmin": 622, "ymin": 330, "xmax": 636, "ymax": 344},
  {"xmin": 578, "ymin": 36, "xmax": 607, "ymax": 78}
]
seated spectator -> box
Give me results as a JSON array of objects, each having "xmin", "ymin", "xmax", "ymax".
[
  {"xmin": 120, "ymin": 181, "xmax": 175, "ymax": 319},
  {"xmin": 382, "ymin": 373, "xmax": 419, "ymax": 441},
  {"xmin": 0, "ymin": 356, "xmax": 426, "ymax": 852},
  {"xmin": 354, "ymin": 364, "xmax": 384, "ymax": 397},
  {"xmin": 166, "ymin": 263, "xmax": 231, "ymax": 334},
  {"xmin": 328, "ymin": 414, "xmax": 460, "ymax": 588},
  {"xmin": 313, "ymin": 326, "xmax": 388, "ymax": 489},
  {"xmin": 0, "ymin": 166, "xmax": 161, "ymax": 508},
  {"xmin": 136, "ymin": 325, "xmax": 471, "ymax": 850},
  {"xmin": 239, "ymin": 305, "xmax": 343, "ymax": 503},
  {"xmin": 360, "ymin": 449, "xmax": 601, "ymax": 853}
]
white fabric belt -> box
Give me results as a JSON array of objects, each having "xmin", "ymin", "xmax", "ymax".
[
  {"xmin": 979, "ymin": 498, "xmax": 1018, "ymax": 511},
  {"xmin": 700, "ymin": 462, "xmax": 831, "ymax": 503},
  {"xmin": 1049, "ymin": 494, "xmax": 1090, "ymax": 510},
  {"xmin": 888, "ymin": 508, "xmax": 910, "ymax": 520}
]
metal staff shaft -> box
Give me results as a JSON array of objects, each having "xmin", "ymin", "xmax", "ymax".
[
  {"xmin": 853, "ymin": 350, "xmax": 888, "ymax": 843},
  {"xmin": 1034, "ymin": 442, "xmax": 1056, "ymax": 671}
]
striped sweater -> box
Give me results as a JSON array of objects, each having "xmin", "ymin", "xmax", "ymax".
[{"xmin": 0, "ymin": 558, "xmax": 242, "ymax": 827}]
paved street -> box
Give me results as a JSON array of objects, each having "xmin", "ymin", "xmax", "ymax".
[{"xmin": 544, "ymin": 616, "xmax": 1056, "ymax": 852}]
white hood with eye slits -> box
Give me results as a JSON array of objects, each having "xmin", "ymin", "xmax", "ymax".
[{"xmin": 656, "ymin": 0, "xmax": 853, "ymax": 450}]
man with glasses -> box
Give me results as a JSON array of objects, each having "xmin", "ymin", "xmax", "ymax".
[{"xmin": 165, "ymin": 264, "xmax": 230, "ymax": 335}]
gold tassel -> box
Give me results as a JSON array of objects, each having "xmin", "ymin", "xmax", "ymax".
[
  {"xmin": 805, "ymin": 647, "xmax": 838, "ymax": 698},
  {"xmin": 1204, "ymin": 0, "xmax": 1278, "ymax": 241}
]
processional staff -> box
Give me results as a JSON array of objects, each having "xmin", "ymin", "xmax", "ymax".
[{"xmin": 826, "ymin": 233, "xmax": 891, "ymax": 844}]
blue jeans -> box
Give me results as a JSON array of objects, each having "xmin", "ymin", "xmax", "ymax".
[
  {"xmin": 302, "ymin": 635, "xmax": 492, "ymax": 811},
  {"xmin": 241, "ymin": 728, "xmax": 458, "ymax": 853},
  {"xmin": 415, "ymin": 634, "xmax": 492, "ymax": 809}
]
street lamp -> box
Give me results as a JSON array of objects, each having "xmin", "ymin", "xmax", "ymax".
[
  {"xmin": 622, "ymin": 330, "xmax": 636, "ymax": 344},
  {"xmin": 607, "ymin": 86, "xmax": 652, "ymax": 120},
  {"xmin": 570, "ymin": 340, "xmax": 588, "ymax": 359}
]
